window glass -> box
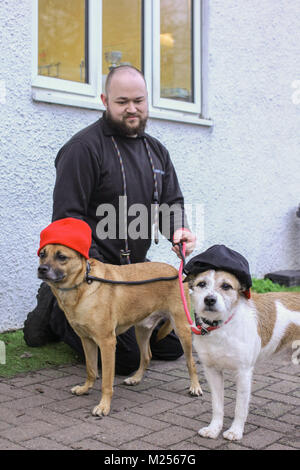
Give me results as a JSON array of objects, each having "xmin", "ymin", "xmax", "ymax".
[
  {"xmin": 102, "ymin": 0, "xmax": 142, "ymax": 85},
  {"xmin": 38, "ymin": 0, "xmax": 87, "ymax": 83},
  {"xmin": 160, "ymin": 0, "xmax": 193, "ymax": 102}
]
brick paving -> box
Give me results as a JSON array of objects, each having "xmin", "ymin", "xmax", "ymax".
[{"xmin": 0, "ymin": 349, "xmax": 299, "ymax": 451}]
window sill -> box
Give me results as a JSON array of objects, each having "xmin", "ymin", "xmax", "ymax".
[{"xmin": 32, "ymin": 88, "xmax": 213, "ymax": 127}]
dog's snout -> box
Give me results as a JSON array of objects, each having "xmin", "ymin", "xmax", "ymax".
[
  {"xmin": 38, "ymin": 264, "xmax": 50, "ymax": 275},
  {"xmin": 204, "ymin": 295, "xmax": 217, "ymax": 307}
]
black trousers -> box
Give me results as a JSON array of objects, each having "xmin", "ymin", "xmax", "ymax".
[{"xmin": 49, "ymin": 299, "xmax": 183, "ymax": 376}]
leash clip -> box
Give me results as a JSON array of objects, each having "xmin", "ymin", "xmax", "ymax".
[
  {"xmin": 120, "ymin": 249, "xmax": 131, "ymax": 265},
  {"xmin": 200, "ymin": 325, "xmax": 209, "ymax": 336},
  {"xmin": 85, "ymin": 261, "xmax": 93, "ymax": 284}
]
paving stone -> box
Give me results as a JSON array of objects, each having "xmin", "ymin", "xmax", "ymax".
[
  {"xmin": 239, "ymin": 428, "xmax": 283, "ymax": 449},
  {"xmin": 72, "ymin": 438, "xmax": 117, "ymax": 450},
  {"xmin": 93, "ymin": 416, "xmax": 152, "ymax": 447},
  {"xmin": 0, "ymin": 420, "xmax": 56, "ymax": 442},
  {"xmin": 120, "ymin": 440, "xmax": 165, "ymax": 450},
  {"xmin": 246, "ymin": 413, "xmax": 297, "ymax": 434},
  {"xmin": 265, "ymin": 443, "xmax": 297, "ymax": 450},
  {"xmin": 111, "ymin": 410, "xmax": 169, "ymax": 431},
  {"xmin": 42, "ymin": 374, "xmax": 89, "ymax": 390},
  {"xmin": 142, "ymin": 425, "xmax": 195, "ymax": 447},
  {"xmin": 25, "ymin": 407, "xmax": 84, "ymax": 428},
  {"xmin": 47, "ymin": 422, "xmax": 101, "ymax": 445},
  {"xmin": 0, "ymin": 438, "xmax": 27, "ymax": 450},
  {"xmin": 4, "ymin": 393, "xmax": 56, "ymax": 410},
  {"xmin": 254, "ymin": 389, "xmax": 300, "ymax": 407},
  {"xmin": 157, "ymin": 410, "xmax": 204, "ymax": 432},
  {"xmin": 23, "ymin": 437, "xmax": 71, "ymax": 450},
  {"xmin": 267, "ymin": 380, "xmax": 299, "ymax": 394},
  {"xmin": 0, "ymin": 382, "xmax": 34, "ymax": 399},
  {"xmin": 130, "ymin": 398, "xmax": 180, "ymax": 417},
  {"xmin": 278, "ymin": 413, "xmax": 300, "ymax": 426},
  {"xmin": 250, "ymin": 401, "xmax": 294, "ymax": 419},
  {"xmin": 0, "ymin": 405, "xmax": 33, "ymax": 426},
  {"xmin": 6, "ymin": 372, "xmax": 50, "ymax": 387},
  {"xmin": 277, "ymin": 436, "xmax": 300, "ymax": 449},
  {"xmin": 142, "ymin": 386, "xmax": 197, "ymax": 405},
  {"xmin": 114, "ymin": 385, "xmax": 155, "ymax": 404}
]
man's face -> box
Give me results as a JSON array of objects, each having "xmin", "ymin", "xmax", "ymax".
[{"xmin": 101, "ymin": 70, "xmax": 149, "ymax": 137}]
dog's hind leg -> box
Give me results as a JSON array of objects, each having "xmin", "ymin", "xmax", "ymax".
[
  {"xmin": 124, "ymin": 322, "xmax": 154, "ymax": 386},
  {"xmin": 71, "ymin": 337, "xmax": 98, "ymax": 396}
]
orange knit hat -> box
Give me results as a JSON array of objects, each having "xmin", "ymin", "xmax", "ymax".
[{"xmin": 38, "ymin": 218, "xmax": 92, "ymax": 259}]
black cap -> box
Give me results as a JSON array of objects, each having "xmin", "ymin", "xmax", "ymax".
[{"xmin": 184, "ymin": 244, "xmax": 252, "ymax": 289}]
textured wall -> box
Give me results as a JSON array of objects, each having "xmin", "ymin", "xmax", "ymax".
[{"xmin": 0, "ymin": 0, "xmax": 299, "ymax": 331}]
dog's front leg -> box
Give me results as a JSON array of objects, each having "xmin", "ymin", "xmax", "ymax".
[
  {"xmin": 199, "ymin": 366, "xmax": 224, "ymax": 439},
  {"xmin": 223, "ymin": 367, "xmax": 253, "ymax": 441},
  {"xmin": 71, "ymin": 337, "xmax": 98, "ymax": 395},
  {"xmin": 92, "ymin": 335, "xmax": 116, "ymax": 417}
]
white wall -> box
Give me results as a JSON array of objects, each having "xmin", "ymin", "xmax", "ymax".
[{"xmin": 0, "ymin": 0, "xmax": 299, "ymax": 331}]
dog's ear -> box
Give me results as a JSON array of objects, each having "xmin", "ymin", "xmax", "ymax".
[
  {"xmin": 183, "ymin": 274, "xmax": 196, "ymax": 289},
  {"xmin": 239, "ymin": 284, "xmax": 251, "ymax": 299}
]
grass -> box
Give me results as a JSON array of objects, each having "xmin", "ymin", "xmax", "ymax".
[
  {"xmin": 252, "ymin": 277, "xmax": 300, "ymax": 293},
  {"xmin": 0, "ymin": 278, "xmax": 299, "ymax": 379},
  {"xmin": 0, "ymin": 330, "xmax": 80, "ymax": 378}
]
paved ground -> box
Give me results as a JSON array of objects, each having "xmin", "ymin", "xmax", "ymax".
[{"xmin": 0, "ymin": 349, "xmax": 299, "ymax": 451}]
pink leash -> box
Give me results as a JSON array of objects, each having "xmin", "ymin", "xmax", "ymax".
[{"xmin": 178, "ymin": 242, "xmax": 202, "ymax": 335}]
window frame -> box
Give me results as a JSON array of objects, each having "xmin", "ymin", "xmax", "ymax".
[
  {"xmin": 31, "ymin": 0, "xmax": 212, "ymax": 126},
  {"xmin": 152, "ymin": 0, "xmax": 201, "ymax": 114}
]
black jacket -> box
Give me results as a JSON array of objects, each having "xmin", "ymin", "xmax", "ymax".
[{"xmin": 52, "ymin": 114, "xmax": 187, "ymax": 264}]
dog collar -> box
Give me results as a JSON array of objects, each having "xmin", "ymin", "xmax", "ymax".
[{"xmin": 194, "ymin": 313, "xmax": 235, "ymax": 336}]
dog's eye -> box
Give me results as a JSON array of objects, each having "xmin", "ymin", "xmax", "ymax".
[
  {"xmin": 56, "ymin": 253, "xmax": 68, "ymax": 262},
  {"xmin": 196, "ymin": 281, "xmax": 206, "ymax": 288},
  {"xmin": 39, "ymin": 251, "xmax": 46, "ymax": 259},
  {"xmin": 221, "ymin": 283, "xmax": 232, "ymax": 291}
]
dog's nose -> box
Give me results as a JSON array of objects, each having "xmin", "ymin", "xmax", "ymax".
[
  {"xmin": 204, "ymin": 295, "xmax": 217, "ymax": 307},
  {"xmin": 38, "ymin": 265, "xmax": 49, "ymax": 275}
]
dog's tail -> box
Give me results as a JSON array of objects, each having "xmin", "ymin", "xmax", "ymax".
[{"xmin": 156, "ymin": 320, "xmax": 173, "ymax": 342}]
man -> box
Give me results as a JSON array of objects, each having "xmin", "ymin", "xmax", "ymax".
[{"xmin": 24, "ymin": 65, "xmax": 196, "ymax": 374}]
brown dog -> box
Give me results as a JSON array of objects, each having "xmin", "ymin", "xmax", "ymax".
[{"xmin": 38, "ymin": 244, "xmax": 202, "ymax": 416}]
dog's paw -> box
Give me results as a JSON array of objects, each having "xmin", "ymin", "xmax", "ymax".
[
  {"xmin": 223, "ymin": 427, "xmax": 243, "ymax": 441},
  {"xmin": 189, "ymin": 383, "xmax": 203, "ymax": 396},
  {"xmin": 124, "ymin": 376, "xmax": 141, "ymax": 386},
  {"xmin": 71, "ymin": 385, "xmax": 90, "ymax": 395},
  {"xmin": 198, "ymin": 425, "xmax": 221, "ymax": 439},
  {"xmin": 92, "ymin": 402, "xmax": 110, "ymax": 417}
]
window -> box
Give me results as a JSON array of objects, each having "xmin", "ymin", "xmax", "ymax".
[
  {"xmin": 32, "ymin": 0, "xmax": 211, "ymax": 125},
  {"xmin": 38, "ymin": 0, "xmax": 88, "ymax": 83}
]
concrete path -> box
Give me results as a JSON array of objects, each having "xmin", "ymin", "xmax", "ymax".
[{"xmin": 0, "ymin": 349, "xmax": 299, "ymax": 451}]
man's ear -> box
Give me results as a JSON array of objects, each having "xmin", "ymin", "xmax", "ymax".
[
  {"xmin": 101, "ymin": 93, "xmax": 108, "ymax": 108},
  {"xmin": 183, "ymin": 274, "xmax": 196, "ymax": 289}
]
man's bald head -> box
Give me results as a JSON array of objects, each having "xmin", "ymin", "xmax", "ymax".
[{"xmin": 105, "ymin": 65, "xmax": 147, "ymax": 96}]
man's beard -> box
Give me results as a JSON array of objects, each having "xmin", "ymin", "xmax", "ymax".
[{"xmin": 105, "ymin": 109, "xmax": 148, "ymax": 137}]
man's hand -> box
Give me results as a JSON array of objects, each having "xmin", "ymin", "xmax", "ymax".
[{"xmin": 172, "ymin": 228, "xmax": 196, "ymax": 258}]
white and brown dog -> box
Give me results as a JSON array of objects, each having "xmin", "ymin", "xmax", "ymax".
[{"xmin": 185, "ymin": 245, "xmax": 300, "ymax": 441}]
